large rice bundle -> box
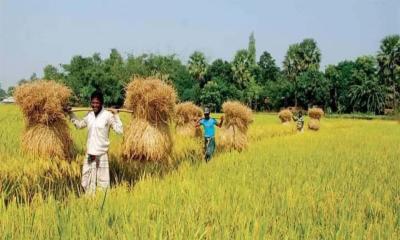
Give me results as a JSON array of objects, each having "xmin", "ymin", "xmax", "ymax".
[
  {"xmin": 124, "ymin": 77, "xmax": 175, "ymax": 124},
  {"xmin": 278, "ymin": 109, "xmax": 293, "ymax": 123},
  {"xmin": 308, "ymin": 118, "xmax": 320, "ymax": 131},
  {"xmin": 218, "ymin": 101, "xmax": 252, "ymax": 151},
  {"xmin": 308, "ymin": 108, "xmax": 324, "ymax": 120},
  {"xmin": 14, "ymin": 80, "xmax": 71, "ymax": 125},
  {"xmin": 121, "ymin": 119, "xmax": 172, "ymax": 162},
  {"xmin": 122, "ymin": 77, "xmax": 176, "ymax": 162},
  {"xmin": 14, "ymin": 80, "xmax": 74, "ymax": 159},
  {"xmin": 175, "ymin": 102, "xmax": 203, "ymax": 137},
  {"xmin": 21, "ymin": 121, "xmax": 74, "ymax": 159}
]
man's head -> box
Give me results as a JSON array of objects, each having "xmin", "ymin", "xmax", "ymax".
[
  {"xmin": 298, "ymin": 111, "xmax": 303, "ymax": 117},
  {"xmin": 204, "ymin": 107, "xmax": 210, "ymax": 119},
  {"xmin": 90, "ymin": 90, "xmax": 104, "ymax": 114}
]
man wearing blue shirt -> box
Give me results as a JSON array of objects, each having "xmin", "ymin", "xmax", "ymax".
[{"xmin": 196, "ymin": 107, "xmax": 224, "ymax": 162}]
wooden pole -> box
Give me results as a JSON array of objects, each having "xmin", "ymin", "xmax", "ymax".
[{"xmin": 71, "ymin": 107, "xmax": 133, "ymax": 114}]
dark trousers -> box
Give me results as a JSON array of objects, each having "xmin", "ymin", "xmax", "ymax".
[{"xmin": 204, "ymin": 137, "xmax": 216, "ymax": 162}]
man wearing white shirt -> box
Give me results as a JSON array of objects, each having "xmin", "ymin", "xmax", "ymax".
[{"xmin": 66, "ymin": 90, "xmax": 123, "ymax": 194}]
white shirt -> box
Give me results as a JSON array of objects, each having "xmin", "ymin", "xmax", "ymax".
[{"xmin": 69, "ymin": 108, "xmax": 123, "ymax": 155}]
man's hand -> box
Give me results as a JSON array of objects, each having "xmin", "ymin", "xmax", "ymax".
[
  {"xmin": 108, "ymin": 108, "xmax": 119, "ymax": 115},
  {"xmin": 63, "ymin": 105, "xmax": 72, "ymax": 113},
  {"xmin": 218, "ymin": 115, "xmax": 224, "ymax": 128}
]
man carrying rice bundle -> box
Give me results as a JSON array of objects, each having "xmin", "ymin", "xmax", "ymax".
[
  {"xmin": 196, "ymin": 107, "xmax": 224, "ymax": 162},
  {"xmin": 65, "ymin": 90, "xmax": 123, "ymax": 194},
  {"xmin": 292, "ymin": 111, "xmax": 304, "ymax": 132}
]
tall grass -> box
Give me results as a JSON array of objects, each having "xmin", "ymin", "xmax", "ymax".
[{"xmin": 0, "ymin": 105, "xmax": 399, "ymax": 239}]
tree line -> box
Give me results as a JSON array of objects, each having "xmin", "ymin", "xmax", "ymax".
[{"xmin": 3, "ymin": 33, "xmax": 399, "ymax": 114}]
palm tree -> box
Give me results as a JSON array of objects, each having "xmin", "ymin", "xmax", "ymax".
[
  {"xmin": 283, "ymin": 39, "xmax": 321, "ymax": 106},
  {"xmin": 232, "ymin": 49, "xmax": 253, "ymax": 89},
  {"xmin": 188, "ymin": 51, "xmax": 208, "ymax": 87},
  {"xmin": 377, "ymin": 35, "xmax": 400, "ymax": 110},
  {"xmin": 349, "ymin": 78, "xmax": 386, "ymax": 114}
]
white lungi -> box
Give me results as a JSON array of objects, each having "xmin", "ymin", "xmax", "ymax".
[{"xmin": 82, "ymin": 153, "xmax": 110, "ymax": 194}]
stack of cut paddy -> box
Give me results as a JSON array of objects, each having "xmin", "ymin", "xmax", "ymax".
[
  {"xmin": 218, "ymin": 101, "xmax": 253, "ymax": 151},
  {"xmin": 308, "ymin": 107, "xmax": 324, "ymax": 131},
  {"xmin": 278, "ymin": 109, "xmax": 293, "ymax": 124},
  {"xmin": 175, "ymin": 102, "xmax": 203, "ymax": 137},
  {"xmin": 122, "ymin": 77, "xmax": 176, "ymax": 162},
  {"xmin": 14, "ymin": 80, "xmax": 74, "ymax": 159}
]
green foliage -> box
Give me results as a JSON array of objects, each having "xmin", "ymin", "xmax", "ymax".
[
  {"xmin": 188, "ymin": 51, "xmax": 208, "ymax": 87},
  {"xmin": 265, "ymin": 77, "xmax": 295, "ymax": 109},
  {"xmin": 296, "ymin": 69, "xmax": 331, "ymax": 108},
  {"xmin": 0, "ymin": 84, "xmax": 6, "ymax": 100},
  {"xmin": 7, "ymin": 86, "xmax": 15, "ymax": 96},
  {"xmin": 232, "ymin": 49, "xmax": 254, "ymax": 89},
  {"xmin": 325, "ymin": 61, "xmax": 356, "ymax": 112},
  {"xmin": 257, "ymin": 51, "xmax": 280, "ymax": 84},
  {"xmin": 248, "ymin": 32, "xmax": 256, "ymax": 65},
  {"xmin": 43, "ymin": 65, "xmax": 63, "ymax": 81},
  {"xmin": 283, "ymin": 39, "xmax": 321, "ymax": 80},
  {"xmin": 3, "ymin": 34, "xmax": 396, "ymax": 113},
  {"xmin": 283, "ymin": 38, "xmax": 321, "ymax": 106},
  {"xmin": 62, "ymin": 51, "xmax": 125, "ymax": 106},
  {"xmin": 377, "ymin": 34, "xmax": 400, "ymax": 109},
  {"xmin": 348, "ymin": 56, "xmax": 385, "ymax": 114}
]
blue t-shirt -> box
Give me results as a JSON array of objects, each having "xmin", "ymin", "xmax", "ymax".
[{"xmin": 200, "ymin": 118, "xmax": 217, "ymax": 138}]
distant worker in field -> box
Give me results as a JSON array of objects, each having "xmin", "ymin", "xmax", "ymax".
[
  {"xmin": 65, "ymin": 90, "xmax": 123, "ymax": 194},
  {"xmin": 292, "ymin": 111, "xmax": 304, "ymax": 132},
  {"xmin": 196, "ymin": 107, "xmax": 224, "ymax": 162}
]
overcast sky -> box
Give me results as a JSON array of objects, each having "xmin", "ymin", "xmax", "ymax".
[{"xmin": 1, "ymin": 0, "xmax": 399, "ymax": 89}]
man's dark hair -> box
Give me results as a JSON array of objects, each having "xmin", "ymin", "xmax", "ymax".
[{"xmin": 91, "ymin": 90, "xmax": 104, "ymax": 104}]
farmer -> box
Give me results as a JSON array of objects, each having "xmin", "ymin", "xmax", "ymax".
[
  {"xmin": 196, "ymin": 107, "xmax": 224, "ymax": 162},
  {"xmin": 292, "ymin": 111, "xmax": 304, "ymax": 132},
  {"xmin": 65, "ymin": 90, "xmax": 123, "ymax": 194}
]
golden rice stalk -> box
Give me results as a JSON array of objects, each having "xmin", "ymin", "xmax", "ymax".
[
  {"xmin": 124, "ymin": 77, "xmax": 176, "ymax": 125},
  {"xmin": 175, "ymin": 102, "xmax": 203, "ymax": 126},
  {"xmin": 176, "ymin": 125, "xmax": 203, "ymax": 138},
  {"xmin": 308, "ymin": 107, "xmax": 324, "ymax": 120},
  {"xmin": 278, "ymin": 109, "xmax": 293, "ymax": 123},
  {"xmin": 121, "ymin": 118, "xmax": 172, "ymax": 162},
  {"xmin": 308, "ymin": 118, "xmax": 320, "ymax": 131},
  {"xmin": 218, "ymin": 101, "xmax": 252, "ymax": 151},
  {"xmin": 21, "ymin": 121, "xmax": 74, "ymax": 159},
  {"xmin": 217, "ymin": 126, "xmax": 248, "ymax": 152},
  {"xmin": 175, "ymin": 102, "xmax": 203, "ymax": 137},
  {"xmin": 14, "ymin": 80, "xmax": 75, "ymax": 159},
  {"xmin": 14, "ymin": 80, "xmax": 72, "ymax": 125},
  {"xmin": 222, "ymin": 101, "xmax": 253, "ymax": 133}
]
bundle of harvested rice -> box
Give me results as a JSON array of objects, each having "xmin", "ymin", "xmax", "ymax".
[
  {"xmin": 218, "ymin": 101, "xmax": 252, "ymax": 151},
  {"xmin": 175, "ymin": 102, "xmax": 203, "ymax": 137},
  {"xmin": 14, "ymin": 80, "xmax": 74, "ymax": 159},
  {"xmin": 308, "ymin": 118, "xmax": 320, "ymax": 131},
  {"xmin": 124, "ymin": 77, "xmax": 176, "ymax": 125},
  {"xmin": 307, "ymin": 107, "xmax": 324, "ymax": 131},
  {"xmin": 21, "ymin": 121, "xmax": 74, "ymax": 159},
  {"xmin": 308, "ymin": 107, "xmax": 324, "ymax": 120},
  {"xmin": 122, "ymin": 77, "xmax": 176, "ymax": 162},
  {"xmin": 121, "ymin": 119, "xmax": 172, "ymax": 162},
  {"xmin": 278, "ymin": 109, "xmax": 293, "ymax": 124},
  {"xmin": 14, "ymin": 80, "xmax": 71, "ymax": 125}
]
